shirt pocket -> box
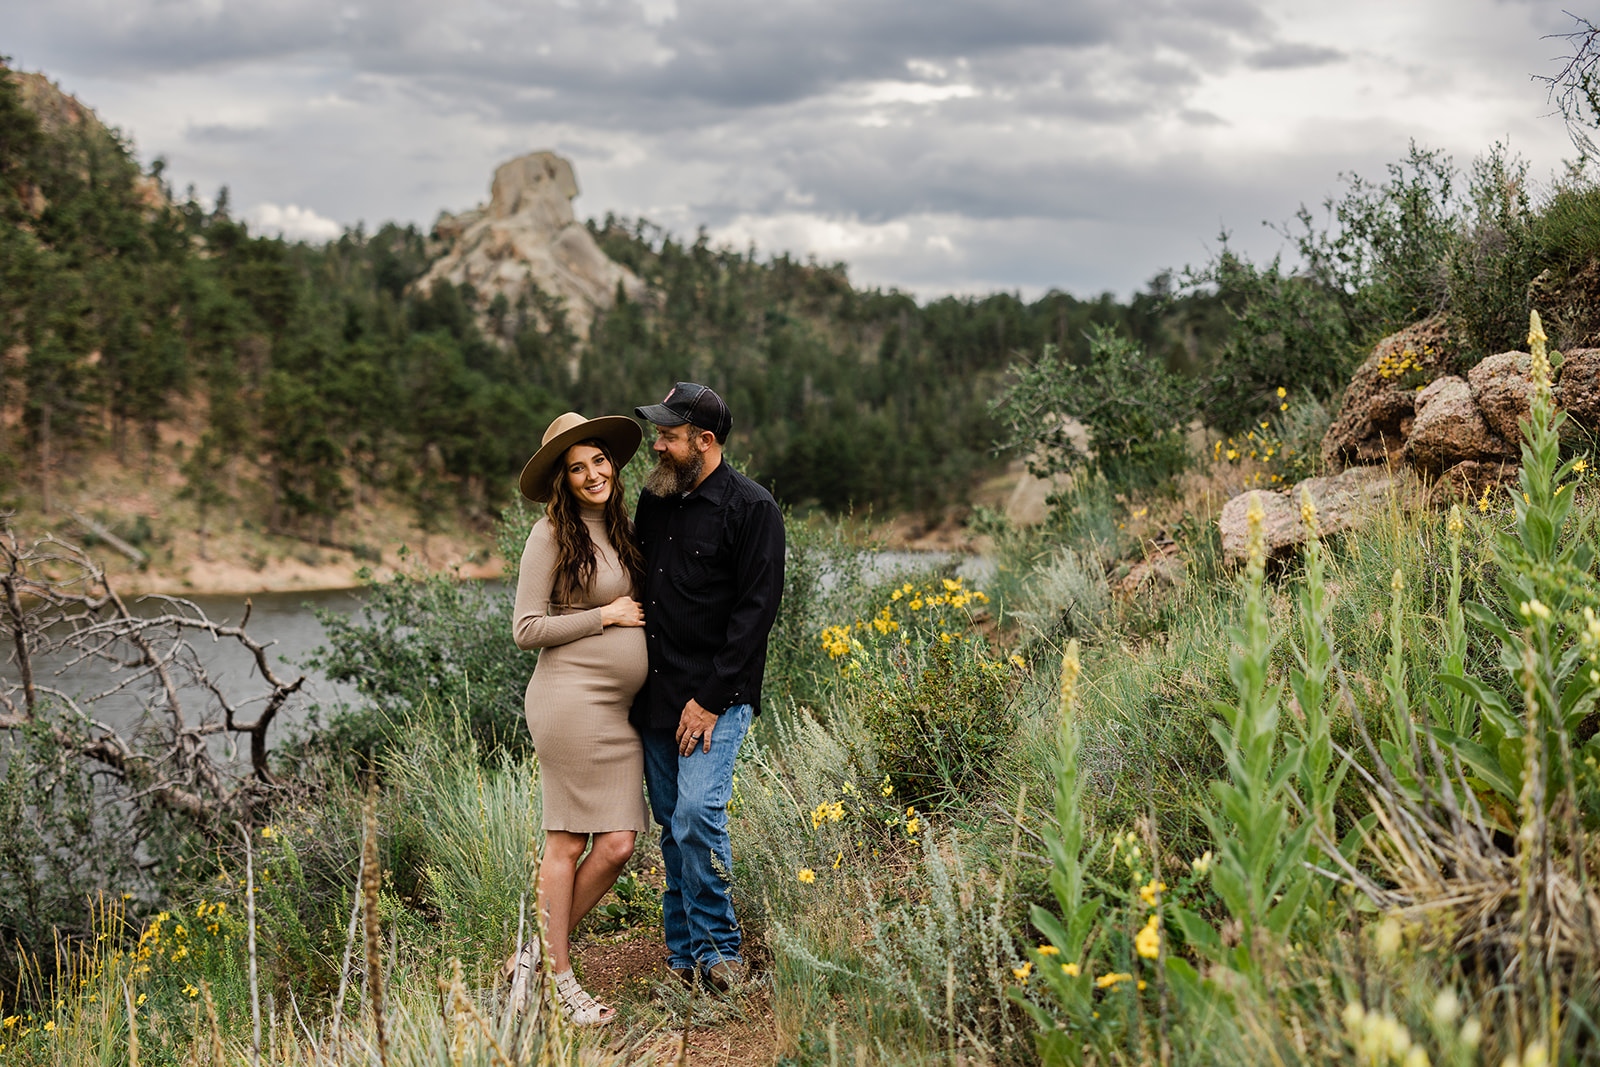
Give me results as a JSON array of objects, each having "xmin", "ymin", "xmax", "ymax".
[{"xmin": 672, "ymin": 536, "xmax": 724, "ymax": 588}]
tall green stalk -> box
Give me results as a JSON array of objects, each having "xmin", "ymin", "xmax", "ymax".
[{"xmin": 1175, "ymin": 493, "xmax": 1312, "ymax": 978}]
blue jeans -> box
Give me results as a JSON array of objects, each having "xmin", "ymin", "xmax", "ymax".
[{"xmin": 641, "ymin": 704, "xmax": 752, "ymax": 973}]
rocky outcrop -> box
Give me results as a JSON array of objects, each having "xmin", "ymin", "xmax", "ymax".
[
  {"xmin": 418, "ymin": 152, "xmax": 647, "ymax": 342},
  {"xmin": 1555, "ymin": 348, "xmax": 1600, "ymax": 431},
  {"xmin": 9, "ymin": 68, "xmax": 166, "ymax": 215},
  {"xmin": 1322, "ymin": 314, "xmax": 1460, "ymax": 469},
  {"xmin": 1112, "ymin": 541, "xmax": 1185, "ymax": 600},
  {"xmin": 1425, "ymin": 458, "xmax": 1520, "ymax": 509},
  {"xmin": 1404, "ymin": 376, "xmax": 1511, "ymax": 475},
  {"xmin": 1467, "ymin": 351, "xmax": 1534, "ymax": 444},
  {"xmin": 1219, "ymin": 466, "xmax": 1416, "ymax": 565}
]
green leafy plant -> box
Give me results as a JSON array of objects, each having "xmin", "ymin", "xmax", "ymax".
[{"xmin": 994, "ymin": 325, "xmax": 1194, "ymax": 497}]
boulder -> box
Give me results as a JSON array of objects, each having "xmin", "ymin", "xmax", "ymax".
[
  {"xmin": 1555, "ymin": 348, "xmax": 1600, "ymax": 434},
  {"xmin": 1219, "ymin": 466, "xmax": 1415, "ymax": 565},
  {"xmin": 1112, "ymin": 541, "xmax": 1185, "ymax": 601},
  {"xmin": 1322, "ymin": 314, "xmax": 1461, "ymax": 469},
  {"xmin": 1467, "ymin": 351, "xmax": 1533, "ymax": 444},
  {"xmin": 417, "ymin": 151, "xmax": 648, "ymax": 342},
  {"xmin": 1426, "ymin": 459, "xmax": 1520, "ymax": 509},
  {"xmin": 1404, "ymin": 376, "xmax": 1511, "ymax": 475}
]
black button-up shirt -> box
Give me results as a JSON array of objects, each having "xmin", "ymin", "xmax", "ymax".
[{"xmin": 629, "ymin": 461, "xmax": 786, "ymax": 731}]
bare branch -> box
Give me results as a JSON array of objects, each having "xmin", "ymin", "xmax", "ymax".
[{"xmin": 0, "ymin": 516, "xmax": 308, "ymax": 833}]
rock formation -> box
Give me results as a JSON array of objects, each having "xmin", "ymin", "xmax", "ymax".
[
  {"xmin": 1218, "ymin": 466, "xmax": 1416, "ymax": 565},
  {"xmin": 1321, "ymin": 314, "xmax": 1458, "ymax": 469},
  {"xmin": 418, "ymin": 152, "xmax": 647, "ymax": 342},
  {"xmin": 1221, "ymin": 319, "xmax": 1600, "ymax": 566},
  {"xmin": 9, "ymin": 68, "xmax": 166, "ymax": 215},
  {"xmin": 1403, "ymin": 375, "xmax": 1510, "ymax": 475}
]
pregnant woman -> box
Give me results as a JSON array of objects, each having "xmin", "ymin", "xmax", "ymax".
[{"xmin": 506, "ymin": 411, "xmax": 649, "ymax": 1026}]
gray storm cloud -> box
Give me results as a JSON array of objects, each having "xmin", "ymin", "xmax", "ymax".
[{"xmin": 0, "ymin": 0, "xmax": 1580, "ymax": 297}]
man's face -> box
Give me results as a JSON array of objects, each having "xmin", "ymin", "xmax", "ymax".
[
  {"xmin": 651, "ymin": 423, "xmax": 705, "ymax": 469},
  {"xmin": 645, "ymin": 423, "xmax": 709, "ymax": 495}
]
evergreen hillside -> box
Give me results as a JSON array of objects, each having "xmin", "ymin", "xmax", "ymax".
[{"xmin": 0, "ymin": 64, "xmax": 1229, "ymax": 535}]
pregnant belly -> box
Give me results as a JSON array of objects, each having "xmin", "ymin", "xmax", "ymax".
[{"xmin": 531, "ymin": 625, "xmax": 649, "ymax": 703}]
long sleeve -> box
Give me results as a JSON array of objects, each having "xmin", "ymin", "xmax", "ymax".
[
  {"xmin": 694, "ymin": 497, "xmax": 785, "ymax": 714},
  {"xmin": 512, "ymin": 520, "xmax": 604, "ymax": 651}
]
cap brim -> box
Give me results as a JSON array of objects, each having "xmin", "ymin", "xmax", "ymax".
[
  {"xmin": 518, "ymin": 416, "xmax": 643, "ymax": 502},
  {"xmin": 634, "ymin": 403, "xmax": 683, "ymax": 426}
]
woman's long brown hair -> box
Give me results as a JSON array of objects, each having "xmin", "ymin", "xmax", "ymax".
[{"xmin": 546, "ymin": 437, "xmax": 646, "ymax": 607}]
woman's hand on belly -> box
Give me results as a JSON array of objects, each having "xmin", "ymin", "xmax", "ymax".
[{"xmin": 600, "ymin": 596, "xmax": 645, "ymax": 627}]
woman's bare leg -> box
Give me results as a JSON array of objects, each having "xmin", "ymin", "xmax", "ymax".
[
  {"xmin": 538, "ymin": 830, "xmax": 637, "ymax": 972},
  {"xmin": 568, "ymin": 831, "xmax": 636, "ymax": 928}
]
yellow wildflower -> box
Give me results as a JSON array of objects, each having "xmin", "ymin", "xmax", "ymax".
[
  {"xmin": 909, "ymin": 598, "xmax": 923, "ymax": 610},
  {"xmin": 1096, "ymin": 972, "xmax": 1133, "ymax": 989},
  {"xmin": 43, "ymin": 1022, "xmax": 54, "ymax": 1032},
  {"xmin": 1576, "ymin": 458, "xmax": 1589, "ymax": 474},
  {"xmin": 1138, "ymin": 879, "xmax": 1167, "ymax": 907},
  {"xmin": 1191, "ymin": 850, "xmax": 1212, "ymax": 874},
  {"xmin": 943, "ymin": 577, "xmax": 962, "ymax": 591},
  {"xmin": 1012, "ymin": 961, "xmax": 1032, "ymax": 982},
  {"xmin": 1062, "ymin": 963, "xmax": 1080, "ymax": 976},
  {"xmin": 797, "ymin": 868, "xmax": 816, "ymax": 884},
  {"xmin": 1037, "ymin": 945, "xmax": 1060, "ymax": 956},
  {"xmin": 1136, "ymin": 914, "xmax": 1161, "ymax": 959},
  {"xmin": 1009, "ymin": 653, "xmax": 1025, "ymax": 668},
  {"xmin": 1276, "ymin": 386, "xmax": 1287, "ymax": 398}
]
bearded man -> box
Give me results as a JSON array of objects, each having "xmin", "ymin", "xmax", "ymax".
[{"xmin": 629, "ymin": 381, "xmax": 785, "ymax": 992}]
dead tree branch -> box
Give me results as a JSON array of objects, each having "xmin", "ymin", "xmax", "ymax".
[{"xmin": 0, "ymin": 514, "xmax": 307, "ymax": 835}]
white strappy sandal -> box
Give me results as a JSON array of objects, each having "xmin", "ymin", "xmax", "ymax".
[
  {"xmin": 502, "ymin": 937, "xmax": 542, "ymax": 1016},
  {"xmin": 551, "ymin": 968, "xmax": 616, "ymax": 1026}
]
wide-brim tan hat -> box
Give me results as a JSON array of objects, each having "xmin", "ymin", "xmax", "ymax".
[{"xmin": 518, "ymin": 412, "xmax": 643, "ymax": 503}]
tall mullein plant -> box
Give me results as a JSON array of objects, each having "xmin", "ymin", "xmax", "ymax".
[
  {"xmin": 1174, "ymin": 493, "xmax": 1314, "ymax": 977},
  {"xmin": 1433, "ymin": 311, "xmax": 1599, "ymax": 818},
  {"xmin": 1285, "ymin": 489, "xmax": 1351, "ymax": 858},
  {"xmin": 1017, "ymin": 640, "xmax": 1110, "ymax": 1064}
]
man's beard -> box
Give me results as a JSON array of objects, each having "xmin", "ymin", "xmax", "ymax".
[{"xmin": 645, "ymin": 449, "xmax": 705, "ymax": 496}]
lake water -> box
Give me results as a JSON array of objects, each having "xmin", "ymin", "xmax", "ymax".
[
  {"xmin": 1, "ymin": 588, "xmax": 368, "ymax": 744},
  {"xmin": 1, "ymin": 549, "xmax": 987, "ymax": 764}
]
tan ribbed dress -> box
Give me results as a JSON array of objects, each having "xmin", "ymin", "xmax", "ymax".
[{"xmin": 513, "ymin": 509, "xmax": 649, "ymax": 833}]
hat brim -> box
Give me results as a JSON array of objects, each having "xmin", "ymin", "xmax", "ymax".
[
  {"xmin": 634, "ymin": 402, "xmax": 684, "ymax": 426},
  {"xmin": 519, "ymin": 415, "xmax": 643, "ymax": 503}
]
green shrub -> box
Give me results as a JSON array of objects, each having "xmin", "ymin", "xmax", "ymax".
[
  {"xmin": 302, "ymin": 555, "xmax": 528, "ymax": 765},
  {"xmin": 993, "ymin": 325, "xmax": 1194, "ymax": 497},
  {"xmin": 858, "ymin": 638, "xmax": 1017, "ymax": 809}
]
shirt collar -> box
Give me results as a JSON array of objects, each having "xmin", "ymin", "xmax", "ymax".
[{"xmin": 685, "ymin": 459, "xmax": 733, "ymax": 505}]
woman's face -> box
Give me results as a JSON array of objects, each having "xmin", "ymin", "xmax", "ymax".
[{"xmin": 563, "ymin": 443, "xmax": 614, "ymax": 507}]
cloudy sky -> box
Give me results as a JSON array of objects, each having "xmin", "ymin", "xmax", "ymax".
[{"xmin": 3, "ymin": 0, "xmax": 1588, "ymax": 299}]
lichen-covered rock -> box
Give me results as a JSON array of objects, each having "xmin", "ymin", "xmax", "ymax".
[
  {"xmin": 1322, "ymin": 314, "xmax": 1460, "ymax": 469},
  {"xmin": 1219, "ymin": 466, "xmax": 1416, "ymax": 565},
  {"xmin": 417, "ymin": 152, "xmax": 648, "ymax": 342},
  {"xmin": 1555, "ymin": 348, "xmax": 1600, "ymax": 432},
  {"xmin": 1404, "ymin": 376, "xmax": 1512, "ymax": 475},
  {"xmin": 1426, "ymin": 459, "xmax": 1520, "ymax": 509},
  {"xmin": 1467, "ymin": 351, "xmax": 1533, "ymax": 444}
]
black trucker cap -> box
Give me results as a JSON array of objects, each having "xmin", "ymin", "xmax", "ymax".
[{"xmin": 634, "ymin": 381, "xmax": 733, "ymax": 441}]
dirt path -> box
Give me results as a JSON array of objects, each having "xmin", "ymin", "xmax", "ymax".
[{"xmin": 578, "ymin": 936, "xmax": 778, "ymax": 1067}]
